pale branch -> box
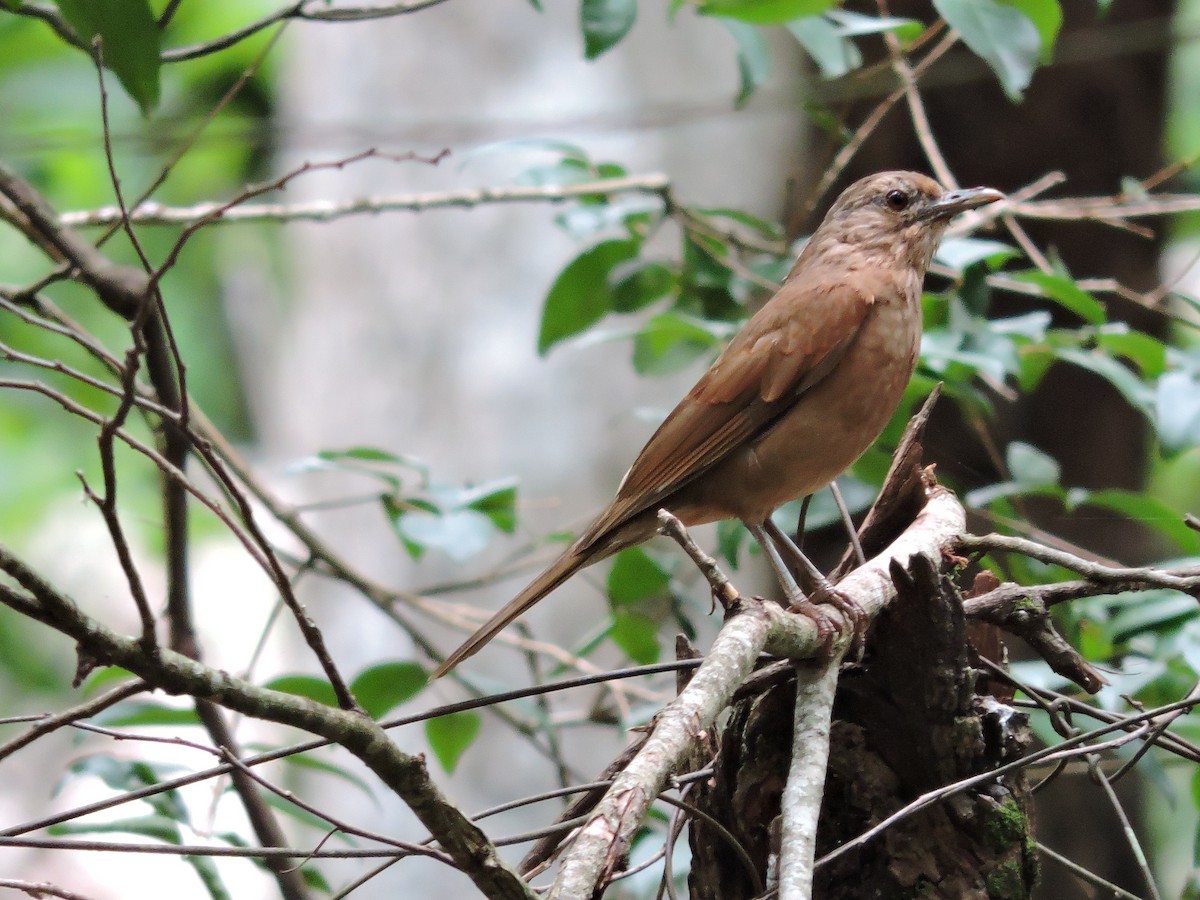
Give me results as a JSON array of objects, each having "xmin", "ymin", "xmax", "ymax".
[
  {"xmin": 0, "ymin": 546, "xmax": 535, "ymax": 900},
  {"xmin": 548, "ymin": 487, "xmax": 966, "ymax": 898},
  {"xmin": 959, "ymin": 532, "xmax": 1200, "ymax": 592},
  {"xmin": 58, "ymin": 174, "xmax": 672, "ymax": 229},
  {"xmin": 1013, "ymin": 192, "xmax": 1200, "ymax": 223},
  {"xmin": 0, "ymin": 880, "xmax": 96, "ymax": 900},
  {"xmin": 778, "ymin": 655, "xmax": 844, "ymax": 900}
]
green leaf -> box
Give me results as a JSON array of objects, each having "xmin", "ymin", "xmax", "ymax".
[
  {"xmin": 317, "ymin": 446, "xmax": 411, "ymax": 464},
  {"xmin": 426, "ymin": 711, "xmax": 481, "ymax": 774},
  {"xmin": 63, "ymin": 757, "xmax": 188, "ymax": 823},
  {"xmin": 787, "ymin": 15, "xmax": 861, "ymax": 79},
  {"xmin": 301, "ymin": 866, "xmax": 332, "ymax": 893},
  {"xmin": 607, "ymin": 547, "xmax": 671, "ymax": 606},
  {"xmin": 54, "ymin": 0, "xmax": 161, "ymax": 114},
  {"xmin": 51, "ymin": 814, "xmax": 182, "ymax": 844},
  {"xmin": 1010, "ymin": 270, "xmax": 1106, "ymax": 323},
  {"xmin": 1108, "ymin": 591, "xmax": 1197, "ymax": 642},
  {"xmin": 935, "ymin": 237, "xmax": 1018, "ymax": 271},
  {"xmin": 1055, "ymin": 347, "xmax": 1154, "ymax": 416},
  {"xmin": 95, "ymin": 702, "xmax": 201, "ymax": 729},
  {"xmin": 264, "ymin": 674, "xmax": 338, "ymax": 708},
  {"xmin": 1096, "ymin": 328, "xmax": 1166, "ymax": 378},
  {"xmin": 278, "ymin": 753, "xmax": 376, "ymax": 802},
  {"xmin": 825, "ymin": 9, "xmax": 921, "ymax": 41},
  {"xmin": 1155, "ymin": 369, "xmax": 1200, "ymax": 452},
  {"xmin": 612, "ymin": 259, "xmax": 676, "ymax": 312},
  {"xmin": 700, "ymin": 0, "xmax": 834, "ymax": 25},
  {"xmin": 80, "ymin": 667, "xmax": 138, "ymax": 696},
  {"xmin": 610, "ymin": 610, "xmax": 661, "ymax": 664},
  {"xmin": 720, "ymin": 20, "xmax": 771, "ymax": 107},
  {"xmin": 581, "ymin": 0, "xmax": 637, "ymax": 59},
  {"xmin": 1077, "ymin": 489, "xmax": 1200, "ymax": 554},
  {"xmin": 539, "ymin": 239, "xmax": 641, "ymax": 354},
  {"xmin": 932, "ymin": 0, "xmax": 1041, "ymax": 100},
  {"xmin": 632, "ymin": 312, "xmax": 725, "ymax": 376},
  {"xmin": 717, "ymin": 519, "xmax": 748, "ymax": 568},
  {"xmin": 351, "ymin": 662, "xmax": 428, "ymax": 719},
  {"xmin": 1001, "ymin": 0, "xmax": 1062, "ymax": 62},
  {"xmin": 460, "ymin": 479, "xmax": 519, "ymax": 533},
  {"xmin": 1006, "ymin": 441, "xmax": 1061, "ymax": 486},
  {"xmin": 394, "ymin": 508, "xmax": 497, "ymax": 561}
]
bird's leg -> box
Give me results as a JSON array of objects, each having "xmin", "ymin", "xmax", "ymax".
[
  {"xmin": 746, "ymin": 523, "xmax": 839, "ymax": 651},
  {"xmin": 795, "ymin": 494, "xmax": 813, "ymax": 544},
  {"xmin": 762, "ymin": 517, "xmax": 867, "ymax": 656},
  {"xmin": 829, "ymin": 480, "xmax": 866, "ymax": 567}
]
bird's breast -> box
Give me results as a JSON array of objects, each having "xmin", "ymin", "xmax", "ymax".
[{"xmin": 674, "ymin": 286, "xmax": 922, "ymax": 526}]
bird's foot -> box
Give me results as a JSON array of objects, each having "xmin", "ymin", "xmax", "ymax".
[{"xmin": 788, "ymin": 582, "xmax": 867, "ymax": 662}]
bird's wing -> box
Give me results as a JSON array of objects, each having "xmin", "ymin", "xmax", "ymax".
[{"xmin": 579, "ymin": 280, "xmax": 875, "ymax": 547}]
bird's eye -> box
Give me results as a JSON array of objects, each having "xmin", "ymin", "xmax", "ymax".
[{"xmin": 884, "ymin": 190, "xmax": 911, "ymax": 211}]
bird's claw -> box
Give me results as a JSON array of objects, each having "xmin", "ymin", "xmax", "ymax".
[{"xmin": 788, "ymin": 587, "xmax": 867, "ymax": 662}]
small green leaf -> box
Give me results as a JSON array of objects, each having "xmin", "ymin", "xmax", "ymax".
[
  {"xmin": 318, "ymin": 446, "xmax": 411, "ymax": 464},
  {"xmin": 280, "ymin": 754, "xmax": 376, "ymax": 802},
  {"xmin": 80, "ymin": 667, "xmax": 138, "ymax": 696},
  {"xmin": 395, "ymin": 508, "xmax": 497, "ymax": 561},
  {"xmin": 607, "ymin": 547, "xmax": 671, "ymax": 606},
  {"xmin": 1096, "ymin": 328, "xmax": 1166, "ymax": 377},
  {"xmin": 932, "ymin": 0, "xmax": 1041, "ymax": 99},
  {"xmin": 539, "ymin": 239, "xmax": 641, "ymax": 355},
  {"xmin": 1006, "ymin": 441, "xmax": 1061, "ymax": 487},
  {"xmin": 581, "ymin": 0, "xmax": 637, "ymax": 59},
  {"xmin": 610, "ymin": 611, "xmax": 661, "ymax": 664},
  {"xmin": 700, "ymin": 0, "xmax": 834, "ymax": 25},
  {"xmin": 461, "ymin": 479, "xmax": 519, "ymax": 533},
  {"xmin": 1000, "ymin": 0, "xmax": 1062, "ymax": 62},
  {"xmin": 825, "ymin": 9, "xmax": 920, "ymax": 41},
  {"xmin": 301, "ymin": 866, "xmax": 332, "ymax": 893},
  {"xmin": 787, "ymin": 15, "xmax": 861, "ymax": 79},
  {"xmin": 1056, "ymin": 347, "xmax": 1154, "ymax": 416},
  {"xmin": 63, "ymin": 757, "xmax": 188, "ymax": 823},
  {"xmin": 264, "ymin": 674, "xmax": 338, "ymax": 708},
  {"xmin": 51, "ymin": 814, "xmax": 182, "ymax": 844},
  {"xmin": 54, "ymin": 0, "xmax": 161, "ymax": 114},
  {"xmin": 1079, "ymin": 489, "xmax": 1200, "ymax": 554},
  {"xmin": 1108, "ymin": 591, "xmax": 1197, "ymax": 642},
  {"xmin": 1011, "ymin": 270, "xmax": 1106, "ymax": 323},
  {"xmin": 1156, "ymin": 369, "xmax": 1200, "ymax": 452},
  {"xmin": 632, "ymin": 312, "xmax": 725, "ymax": 376},
  {"xmin": 720, "ymin": 20, "xmax": 771, "ymax": 107},
  {"xmin": 717, "ymin": 520, "xmax": 748, "ymax": 568},
  {"xmin": 935, "ymin": 237, "xmax": 1018, "ymax": 270},
  {"xmin": 612, "ymin": 259, "xmax": 676, "ymax": 312},
  {"xmin": 351, "ymin": 662, "xmax": 428, "ymax": 719},
  {"xmin": 426, "ymin": 711, "xmax": 481, "ymax": 774},
  {"xmin": 95, "ymin": 702, "xmax": 201, "ymax": 729}
]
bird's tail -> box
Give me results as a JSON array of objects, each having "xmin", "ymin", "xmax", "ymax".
[{"xmin": 430, "ymin": 541, "xmax": 596, "ymax": 680}]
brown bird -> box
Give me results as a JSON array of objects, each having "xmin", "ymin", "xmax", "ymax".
[{"xmin": 433, "ymin": 171, "xmax": 1002, "ymax": 679}]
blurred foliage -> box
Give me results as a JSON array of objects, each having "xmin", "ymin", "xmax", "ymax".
[{"xmin": 1, "ymin": 0, "xmax": 1200, "ymax": 895}]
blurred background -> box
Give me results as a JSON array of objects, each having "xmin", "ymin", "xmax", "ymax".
[{"xmin": 1, "ymin": 0, "xmax": 1199, "ymax": 897}]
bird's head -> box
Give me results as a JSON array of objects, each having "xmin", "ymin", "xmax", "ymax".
[{"xmin": 813, "ymin": 171, "xmax": 1005, "ymax": 272}]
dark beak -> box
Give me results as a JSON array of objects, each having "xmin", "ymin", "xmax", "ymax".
[{"xmin": 924, "ymin": 186, "xmax": 1005, "ymax": 220}]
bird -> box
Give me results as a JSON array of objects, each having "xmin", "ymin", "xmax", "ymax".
[{"xmin": 432, "ymin": 171, "xmax": 1003, "ymax": 679}]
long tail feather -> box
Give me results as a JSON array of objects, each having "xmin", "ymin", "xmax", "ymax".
[{"xmin": 430, "ymin": 543, "xmax": 594, "ymax": 679}]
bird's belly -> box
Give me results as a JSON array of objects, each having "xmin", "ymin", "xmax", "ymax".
[{"xmin": 673, "ymin": 301, "xmax": 919, "ymax": 525}]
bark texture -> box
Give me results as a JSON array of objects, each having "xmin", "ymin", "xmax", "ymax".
[{"xmin": 689, "ymin": 554, "xmax": 1036, "ymax": 899}]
